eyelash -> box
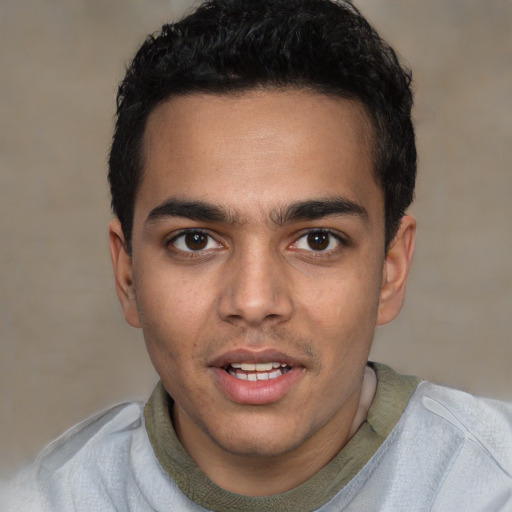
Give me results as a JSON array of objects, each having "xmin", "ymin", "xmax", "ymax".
[
  {"xmin": 291, "ymin": 229, "xmax": 346, "ymax": 254},
  {"xmin": 167, "ymin": 229, "xmax": 222, "ymax": 254}
]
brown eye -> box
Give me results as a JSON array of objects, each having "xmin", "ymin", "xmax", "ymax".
[
  {"xmin": 292, "ymin": 230, "xmax": 342, "ymax": 253},
  {"xmin": 184, "ymin": 232, "xmax": 208, "ymax": 250},
  {"xmin": 306, "ymin": 232, "xmax": 330, "ymax": 251},
  {"xmin": 170, "ymin": 231, "xmax": 221, "ymax": 252}
]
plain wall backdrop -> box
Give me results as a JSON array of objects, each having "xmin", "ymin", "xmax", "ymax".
[{"xmin": 1, "ymin": 0, "xmax": 511, "ymax": 476}]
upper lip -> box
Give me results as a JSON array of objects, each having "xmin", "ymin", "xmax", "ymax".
[{"xmin": 209, "ymin": 348, "xmax": 301, "ymax": 369}]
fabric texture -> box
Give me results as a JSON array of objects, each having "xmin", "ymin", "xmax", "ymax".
[{"xmin": 4, "ymin": 364, "xmax": 512, "ymax": 511}]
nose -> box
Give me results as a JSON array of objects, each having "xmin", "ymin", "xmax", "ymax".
[{"xmin": 217, "ymin": 244, "xmax": 294, "ymax": 327}]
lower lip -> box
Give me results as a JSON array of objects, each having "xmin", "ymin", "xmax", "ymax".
[{"xmin": 211, "ymin": 367, "xmax": 304, "ymax": 405}]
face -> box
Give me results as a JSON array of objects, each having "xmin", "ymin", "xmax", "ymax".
[{"xmin": 110, "ymin": 90, "xmax": 414, "ymax": 463}]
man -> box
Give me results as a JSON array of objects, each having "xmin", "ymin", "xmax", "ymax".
[{"xmin": 6, "ymin": 0, "xmax": 512, "ymax": 510}]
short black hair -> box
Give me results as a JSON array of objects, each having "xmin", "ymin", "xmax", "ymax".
[{"xmin": 108, "ymin": 0, "xmax": 416, "ymax": 251}]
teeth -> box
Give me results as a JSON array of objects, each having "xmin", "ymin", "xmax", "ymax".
[
  {"xmin": 230, "ymin": 362, "xmax": 285, "ymax": 371},
  {"xmin": 255, "ymin": 362, "xmax": 273, "ymax": 371},
  {"xmin": 227, "ymin": 364, "xmax": 291, "ymax": 381}
]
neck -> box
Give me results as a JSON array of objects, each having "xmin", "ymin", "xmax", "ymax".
[{"xmin": 174, "ymin": 366, "xmax": 377, "ymax": 496}]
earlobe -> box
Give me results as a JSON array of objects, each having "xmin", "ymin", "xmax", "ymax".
[
  {"xmin": 109, "ymin": 219, "xmax": 141, "ymax": 328},
  {"xmin": 377, "ymin": 215, "xmax": 416, "ymax": 326}
]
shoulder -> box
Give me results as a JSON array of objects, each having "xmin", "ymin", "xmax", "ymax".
[
  {"xmin": 4, "ymin": 402, "xmax": 161, "ymax": 511},
  {"xmin": 395, "ymin": 382, "xmax": 512, "ymax": 510},
  {"xmin": 341, "ymin": 377, "xmax": 512, "ymax": 511},
  {"xmin": 5, "ymin": 400, "xmax": 205, "ymax": 511},
  {"xmin": 35, "ymin": 401, "xmax": 146, "ymax": 475},
  {"xmin": 411, "ymin": 381, "xmax": 512, "ymax": 467}
]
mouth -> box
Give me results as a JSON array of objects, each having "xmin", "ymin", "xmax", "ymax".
[
  {"xmin": 210, "ymin": 350, "xmax": 303, "ymax": 404},
  {"xmin": 225, "ymin": 362, "xmax": 292, "ymax": 381}
]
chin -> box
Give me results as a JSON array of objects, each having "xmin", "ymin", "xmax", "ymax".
[
  {"xmin": 206, "ymin": 417, "xmax": 308, "ymax": 458},
  {"xmin": 218, "ymin": 435, "xmax": 300, "ymax": 458}
]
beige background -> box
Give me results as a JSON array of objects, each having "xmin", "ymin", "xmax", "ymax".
[{"xmin": 1, "ymin": 0, "xmax": 511, "ymax": 476}]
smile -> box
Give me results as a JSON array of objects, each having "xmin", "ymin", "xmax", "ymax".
[{"xmin": 226, "ymin": 362, "xmax": 292, "ymax": 381}]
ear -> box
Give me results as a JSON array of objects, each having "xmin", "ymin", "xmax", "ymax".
[
  {"xmin": 109, "ymin": 219, "xmax": 141, "ymax": 328},
  {"xmin": 377, "ymin": 215, "xmax": 416, "ymax": 326}
]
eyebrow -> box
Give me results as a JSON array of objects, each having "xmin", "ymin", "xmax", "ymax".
[
  {"xmin": 145, "ymin": 199, "xmax": 237, "ymax": 225},
  {"xmin": 272, "ymin": 197, "xmax": 368, "ymax": 226},
  {"xmin": 144, "ymin": 196, "xmax": 368, "ymax": 227}
]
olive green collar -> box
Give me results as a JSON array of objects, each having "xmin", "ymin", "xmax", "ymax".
[{"xmin": 144, "ymin": 362, "xmax": 420, "ymax": 512}]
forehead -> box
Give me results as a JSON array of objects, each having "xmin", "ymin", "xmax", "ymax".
[{"xmin": 137, "ymin": 89, "xmax": 381, "ymax": 225}]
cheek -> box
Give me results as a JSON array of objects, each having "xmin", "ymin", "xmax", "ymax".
[
  {"xmin": 303, "ymin": 265, "xmax": 382, "ymax": 332},
  {"xmin": 136, "ymin": 263, "xmax": 215, "ymax": 329},
  {"xmin": 134, "ymin": 271, "xmax": 214, "ymax": 371},
  {"xmin": 140, "ymin": 301, "xmax": 206, "ymax": 408},
  {"xmin": 296, "ymin": 268, "xmax": 382, "ymax": 376}
]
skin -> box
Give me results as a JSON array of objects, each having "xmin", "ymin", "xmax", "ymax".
[{"xmin": 110, "ymin": 89, "xmax": 415, "ymax": 495}]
